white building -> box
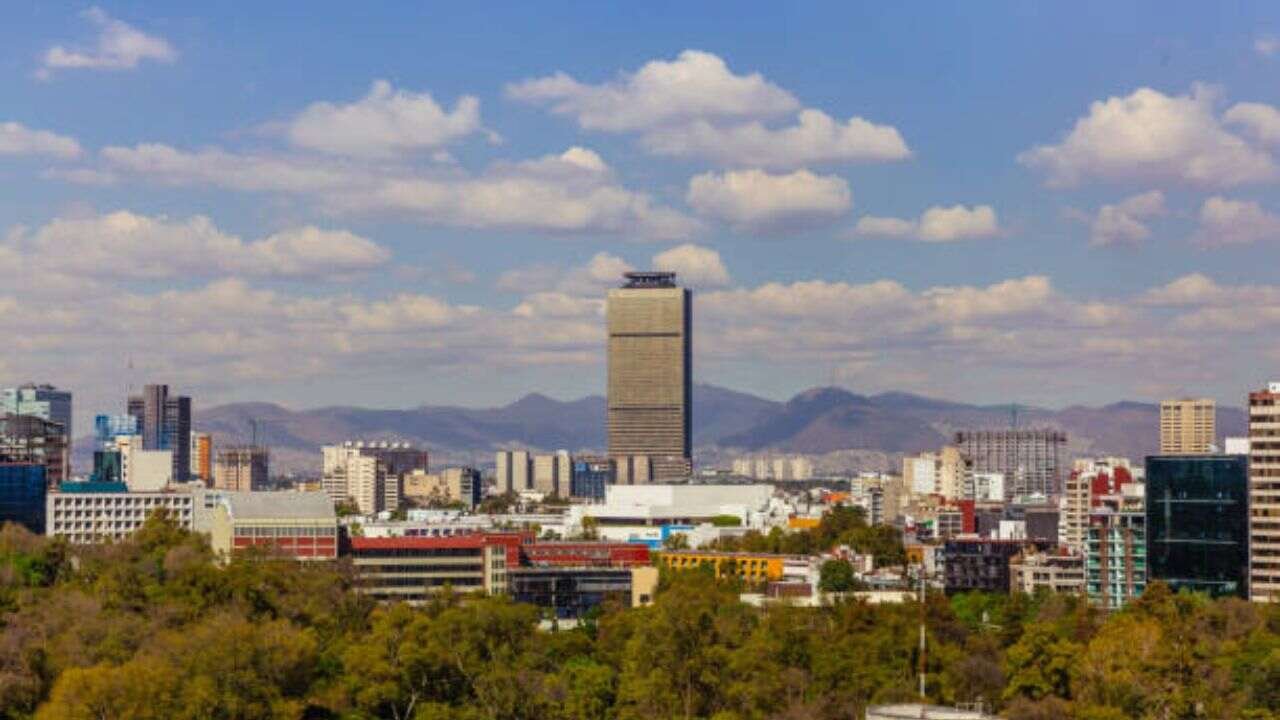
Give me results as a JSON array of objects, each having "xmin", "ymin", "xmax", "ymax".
[
  {"xmin": 47, "ymin": 489, "xmax": 197, "ymax": 544},
  {"xmin": 970, "ymin": 472, "xmax": 1005, "ymax": 503},
  {"xmin": 118, "ymin": 435, "xmax": 174, "ymax": 492},
  {"xmin": 322, "ymin": 441, "xmax": 428, "ymax": 515},
  {"xmin": 1224, "ymin": 436, "xmax": 1250, "ymax": 455},
  {"xmin": 566, "ymin": 484, "xmax": 784, "ymax": 544}
]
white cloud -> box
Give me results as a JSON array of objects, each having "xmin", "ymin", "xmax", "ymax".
[
  {"xmin": 1256, "ymin": 35, "xmax": 1280, "ymax": 57},
  {"xmin": 6, "ymin": 210, "xmax": 389, "ymax": 280},
  {"xmin": 0, "ymin": 122, "xmax": 81, "ymax": 159},
  {"xmin": 1018, "ymin": 84, "xmax": 1277, "ymax": 187},
  {"xmin": 510, "ymin": 50, "xmax": 909, "ymax": 169},
  {"xmin": 99, "ymin": 143, "xmax": 699, "ymax": 240},
  {"xmin": 1224, "ymin": 101, "xmax": 1280, "ymax": 146},
  {"xmin": 853, "ymin": 204, "xmax": 1000, "ymax": 242},
  {"xmin": 286, "ymin": 80, "xmax": 489, "ymax": 158},
  {"xmin": 686, "ymin": 169, "xmax": 851, "ymax": 233},
  {"xmin": 38, "ymin": 6, "xmax": 176, "ymax": 77},
  {"xmin": 652, "ymin": 244, "xmax": 730, "ymax": 287},
  {"xmin": 506, "ymin": 49, "xmax": 798, "ymax": 132},
  {"xmin": 1195, "ymin": 196, "xmax": 1280, "ymax": 245},
  {"xmin": 1140, "ymin": 273, "xmax": 1280, "ymax": 307},
  {"xmin": 1090, "ymin": 190, "xmax": 1166, "ymax": 246},
  {"xmin": 643, "ymin": 108, "xmax": 910, "ymax": 168}
]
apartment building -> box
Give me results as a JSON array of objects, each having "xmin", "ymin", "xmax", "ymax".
[
  {"xmin": 1249, "ymin": 383, "xmax": 1280, "ymax": 602},
  {"xmin": 1159, "ymin": 398, "xmax": 1216, "ymax": 454},
  {"xmin": 47, "ymin": 486, "xmax": 196, "ymax": 544}
]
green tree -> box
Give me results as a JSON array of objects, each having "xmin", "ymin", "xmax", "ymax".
[{"xmin": 817, "ymin": 559, "xmax": 856, "ymax": 593}]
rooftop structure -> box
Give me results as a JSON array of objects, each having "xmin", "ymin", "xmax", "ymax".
[
  {"xmin": 209, "ymin": 491, "xmax": 338, "ymax": 561},
  {"xmin": 621, "ymin": 271, "xmax": 677, "ymax": 288}
]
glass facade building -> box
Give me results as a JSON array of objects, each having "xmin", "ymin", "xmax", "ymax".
[
  {"xmin": 0, "ymin": 463, "xmax": 48, "ymax": 533},
  {"xmin": 1145, "ymin": 454, "xmax": 1249, "ymax": 598}
]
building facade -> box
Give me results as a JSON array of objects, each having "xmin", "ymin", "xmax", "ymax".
[
  {"xmin": 1009, "ymin": 550, "xmax": 1085, "ymax": 595},
  {"xmin": 322, "ymin": 441, "xmax": 428, "ymax": 515},
  {"xmin": 209, "ymin": 491, "xmax": 337, "ymax": 561},
  {"xmin": 495, "ymin": 450, "xmax": 531, "ymax": 493},
  {"xmin": 1249, "ymin": 383, "xmax": 1280, "ymax": 602},
  {"xmin": 402, "ymin": 467, "xmax": 483, "ymax": 508},
  {"xmin": 571, "ymin": 457, "xmax": 614, "ymax": 500},
  {"xmin": 46, "ymin": 487, "xmax": 195, "ymax": 544},
  {"xmin": 1159, "ymin": 398, "xmax": 1216, "ymax": 454},
  {"xmin": 0, "ymin": 414, "xmax": 69, "ymax": 487},
  {"xmin": 213, "ymin": 446, "xmax": 269, "ymax": 492},
  {"xmin": 954, "ymin": 429, "xmax": 1066, "ymax": 499},
  {"xmin": 2, "ymin": 384, "xmax": 71, "ymax": 443},
  {"xmin": 532, "ymin": 451, "xmax": 572, "ymax": 497},
  {"xmin": 126, "ymin": 384, "xmax": 192, "ymax": 482},
  {"xmin": 943, "ymin": 539, "xmax": 1038, "ymax": 594},
  {"xmin": 348, "ymin": 535, "xmax": 511, "ymax": 602},
  {"xmin": 1146, "ymin": 454, "xmax": 1249, "ymax": 598},
  {"xmin": 1086, "ymin": 498, "xmax": 1146, "ymax": 610},
  {"xmin": 606, "ymin": 271, "xmax": 692, "ymax": 481},
  {"xmin": 190, "ymin": 432, "xmax": 212, "ymax": 482},
  {"xmin": 0, "ymin": 463, "xmax": 47, "ymax": 533}
]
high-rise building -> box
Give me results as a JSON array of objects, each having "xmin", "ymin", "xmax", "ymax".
[
  {"xmin": 2, "ymin": 384, "xmax": 72, "ymax": 443},
  {"xmin": 1146, "ymin": 454, "xmax": 1249, "ymax": 598},
  {"xmin": 126, "ymin": 384, "xmax": 192, "ymax": 482},
  {"xmin": 0, "ymin": 414, "xmax": 69, "ymax": 487},
  {"xmin": 213, "ymin": 446, "xmax": 269, "ymax": 492},
  {"xmin": 606, "ymin": 272, "xmax": 691, "ymax": 481},
  {"xmin": 1060, "ymin": 458, "xmax": 1134, "ymax": 555},
  {"xmin": 495, "ymin": 450, "xmax": 532, "ymax": 493},
  {"xmin": 532, "ymin": 451, "xmax": 572, "ymax": 497},
  {"xmin": 0, "ymin": 462, "xmax": 47, "ymax": 533},
  {"xmin": 1086, "ymin": 485, "xmax": 1146, "ymax": 611},
  {"xmin": 1249, "ymin": 382, "xmax": 1280, "ymax": 602},
  {"xmin": 322, "ymin": 441, "xmax": 428, "ymax": 515},
  {"xmin": 954, "ymin": 429, "xmax": 1066, "ymax": 499},
  {"xmin": 1159, "ymin": 398, "xmax": 1216, "ymax": 454},
  {"xmin": 190, "ymin": 432, "xmax": 212, "ymax": 482}
]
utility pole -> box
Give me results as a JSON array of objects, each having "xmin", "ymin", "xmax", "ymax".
[{"xmin": 918, "ymin": 566, "xmax": 927, "ymax": 707}]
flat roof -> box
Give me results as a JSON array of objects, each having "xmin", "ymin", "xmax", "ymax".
[{"xmin": 224, "ymin": 491, "xmax": 336, "ymax": 521}]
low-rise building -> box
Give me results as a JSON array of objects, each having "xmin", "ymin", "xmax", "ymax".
[
  {"xmin": 944, "ymin": 538, "xmax": 1046, "ymax": 594},
  {"xmin": 1009, "ymin": 550, "xmax": 1085, "ymax": 595},
  {"xmin": 509, "ymin": 566, "xmax": 652, "ymax": 619},
  {"xmin": 47, "ymin": 485, "xmax": 196, "ymax": 543},
  {"xmin": 209, "ymin": 491, "xmax": 338, "ymax": 561},
  {"xmin": 403, "ymin": 467, "xmax": 483, "ymax": 508},
  {"xmin": 347, "ymin": 535, "xmax": 514, "ymax": 602},
  {"xmin": 658, "ymin": 550, "xmax": 812, "ymax": 584}
]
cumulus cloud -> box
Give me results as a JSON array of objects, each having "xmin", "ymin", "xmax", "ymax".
[
  {"xmin": 1018, "ymin": 84, "xmax": 1277, "ymax": 187},
  {"xmin": 38, "ymin": 7, "xmax": 176, "ymax": 77},
  {"xmin": 4, "ymin": 210, "xmax": 389, "ymax": 280},
  {"xmin": 1195, "ymin": 196, "xmax": 1280, "ymax": 245},
  {"xmin": 643, "ymin": 108, "xmax": 910, "ymax": 168},
  {"xmin": 853, "ymin": 204, "xmax": 1000, "ymax": 242},
  {"xmin": 1257, "ymin": 36, "xmax": 1280, "ymax": 58},
  {"xmin": 1224, "ymin": 101, "xmax": 1280, "ymax": 146},
  {"xmin": 510, "ymin": 50, "xmax": 909, "ymax": 169},
  {"xmin": 686, "ymin": 169, "xmax": 851, "ymax": 233},
  {"xmin": 0, "ymin": 122, "xmax": 81, "ymax": 159},
  {"xmin": 97, "ymin": 143, "xmax": 699, "ymax": 241},
  {"xmin": 652, "ymin": 244, "xmax": 730, "ymax": 287},
  {"xmin": 286, "ymin": 80, "xmax": 489, "ymax": 158},
  {"xmin": 1090, "ymin": 190, "xmax": 1166, "ymax": 246},
  {"xmin": 1140, "ymin": 273, "xmax": 1280, "ymax": 307},
  {"xmin": 506, "ymin": 49, "xmax": 798, "ymax": 131}
]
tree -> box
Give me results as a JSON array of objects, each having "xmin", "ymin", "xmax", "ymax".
[
  {"xmin": 662, "ymin": 533, "xmax": 690, "ymax": 551},
  {"xmin": 817, "ymin": 560, "xmax": 856, "ymax": 593}
]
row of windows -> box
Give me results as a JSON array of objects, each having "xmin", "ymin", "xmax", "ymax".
[
  {"xmin": 355, "ymin": 563, "xmax": 484, "ymax": 574},
  {"xmin": 353, "ymin": 547, "xmax": 487, "ymax": 558},
  {"xmin": 233, "ymin": 526, "xmax": 336, "ymax": 538}
]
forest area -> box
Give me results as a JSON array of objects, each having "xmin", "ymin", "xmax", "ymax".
[{"xmin": 1, "ymin": 516, "xmax": 1278, "ymax": 720}]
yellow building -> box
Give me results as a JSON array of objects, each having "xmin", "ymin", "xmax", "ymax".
[
  {"xmin": 1160, "ymin": 398, "xmax": 1216, "ymax": 454},
  {"xmin": 658, "ymin": 551, "xmax": 787, "ymax": 582},
  {"xmin": 788, "ymin": 516, "xmax": 821, "ymax": 530}
]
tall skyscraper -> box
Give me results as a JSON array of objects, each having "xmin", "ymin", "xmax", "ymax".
[
  {"xmin": 127, "ymin": 384, "xmax": 192, "ymax": 482},
  {"xmin": 3, "ymin": 384, "xmax": 71, "ymax": 444},
  {"xmin": 1146, "ymin": 454, "xmax": 1248, "ymax": 598},
  {"xmin": 606, "ymin": 272, "xmax": 691, "ymax": 481},
  {"xmin": 1159, "ymin": 398, "xmax": 1216, "ymax": 454},
  {"xmin": 1249, "ymin": 382, "xmax": 1280, "ymax": 602},
  {"xmin": 954, "ymin": 429, "xmax": 1066, "ymax": 499}
]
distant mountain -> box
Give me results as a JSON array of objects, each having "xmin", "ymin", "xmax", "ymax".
[{"xmin": 163, "ymin": 384, "xmax": 1247, "ymax": 475}]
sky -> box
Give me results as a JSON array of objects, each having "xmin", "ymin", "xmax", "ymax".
[{"xmin": 3, "ymin": 2, "xmax": 1280, "ymax": 430}]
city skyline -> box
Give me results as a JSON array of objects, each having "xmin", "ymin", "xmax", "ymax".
[{"xmin": 4, "ymin": 4, "xmax": 1280, "ymax": 432}]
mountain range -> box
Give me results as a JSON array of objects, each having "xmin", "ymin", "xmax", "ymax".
[{"xmin": 161, "ymin": 385, "xmax": 1245, "ymax": 475}]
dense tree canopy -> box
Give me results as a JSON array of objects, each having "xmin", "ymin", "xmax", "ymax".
[{"xmin": 0, "ymin": 516, "xmax": 1277, "ymax": 719}]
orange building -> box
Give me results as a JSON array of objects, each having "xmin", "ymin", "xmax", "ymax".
[
  {"xmin": 659, "ymin": 550, "xmax": 789, "ymax": 582},
  {"xmin": 190, "ymin": 432, "xmax": 212, "ymax": 482}
]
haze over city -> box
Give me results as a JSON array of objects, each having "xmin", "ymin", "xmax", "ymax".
[{"xmin": 5, "ymin": 3, "xmax": 1280, "ymax": 436}]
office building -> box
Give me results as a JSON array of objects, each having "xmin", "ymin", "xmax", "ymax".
[
  {"xmin": 0, "ymin": 463, "xmax": 47, "ymax": 533},
  {"xmin": 606, "ymin": 271, "xmax": 692, "ymax": 481},
  {"xmin": 117, "ymin": 436, "xmax": 173, "ymax": 492},
  {"xmin": 571, "ymin": 456, "xmax": 615, "ymax": 500},
  {"xmin": 190, "ymin": 432, "xmax": 212, "ymax": 482},
  {"xmin": 509, "ymin": 567, "xmax": 655, "ymax": 619},
  {"xmin": 495, "ymin": 450, "xmax": 531, "ymax": 493},
  {"xmin": 0, "ymin": 414, "xmax": 69, "ymax": 487},
  {"xmin": 322, "ymin": 441, "xmax": 429, "ymax": 515},
  {"xmin": 1086, "ymin": 486, "xmax": 1146, "ymax": 610},
  {"xmin": 46, "ymin": 487, "xmax": 196, "ymax": 544},
  {"xmin": 520, "ymin": 541, "xmax": 651, "ymax": 568},
  {"xmin": 614, "ymin": 454, "xmax": 652, "ymax": 485},
  {"xmin": 2, "ymin": 384, "xmax": 71, "ymax": 442},
  {"xmin": 1249, "ymin": 383, "xmax": 1280, "ymax": 602},
  {"xmin": 1145, "ymin": 454, "xmax": 1248, "ymax": 598},
  {"xmin": 1159, "ymin": 398, "xmax": 1216, "ymax": 454},
  {"xmin": 209, "ymin": 491, "xmax": 338, "ymax": 561},
  {"xmin": 347, "ymin": 535, "xmax": 513, "ymax": 602},
  {"xmin": 532, "ymin": 451, "xmax": 571, "ymax": 497},
  {"xmin": 127, "ymin": 384, "xmax": 192, "ymax": 482},
  {"xmin": 402, "ymin": 467, "xmax": 483, "ymax": 508},
  {"xmin": 955, "ymin": 429, "xmax": 1066, "ymax": 499},
  {"xmin": 213, "ymin": 446, "xmax": 269, "ymax": 492}
]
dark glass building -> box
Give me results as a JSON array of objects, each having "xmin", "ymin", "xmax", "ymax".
[
  {"xmin": 508, "ymin": 567, "xmax": 634, "ymax": 618},
  {"xmin": 1145, "ymin": 454, "xmax": 1249, "ymax": 598},
  {"xmin": 571, "ymin": 457, "xmax": 614, "ymax": 501},
  {"xmin": 0, "ymin": 462, "xmax": 47, "ymax": 533}
]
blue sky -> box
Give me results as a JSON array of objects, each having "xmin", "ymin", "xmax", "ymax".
[{"xmin": 3, "ymin": 2, "xmax": 1280, "ymax": 427}]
